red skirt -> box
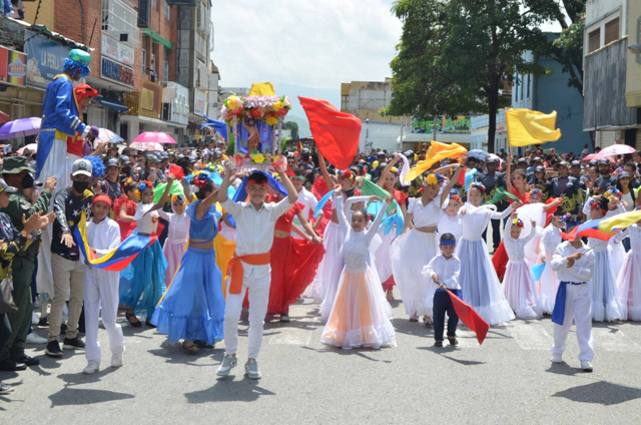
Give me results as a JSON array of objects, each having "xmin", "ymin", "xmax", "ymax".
[{"xmin": 267, "ymin": 236, "xmax": 324, "ymax": 314}]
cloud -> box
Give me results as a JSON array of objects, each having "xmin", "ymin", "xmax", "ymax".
[{"xmin": 211, "ymin": 0, "xmax": 402, "ymax": 90}]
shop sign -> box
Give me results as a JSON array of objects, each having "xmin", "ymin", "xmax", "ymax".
[
  {"xmin": 101, "ymin": 56, "xmax": 134, "ymax": 87},
  {"xmin": 101, "ymin": 34, "xmax": 135, "ymax": 67},
  {"xmin": 0, "ymin": 46, "xmax": 26, "ymax": 87},
  {"xmin": 24, "ymin": 30, "xmax": 71, "ymax": 88}
]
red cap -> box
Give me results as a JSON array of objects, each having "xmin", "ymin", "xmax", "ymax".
[
  {"xmin": 75, "ymin": 83, "xmax": 99, "ymax": 101},
  {"xmin": 92, "ymin": 194, "xmax": 112, "ymax": 207}
]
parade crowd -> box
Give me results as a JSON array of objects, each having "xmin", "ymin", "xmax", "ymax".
[{"xmin": 2, "ymin": 51, "xmax": 641, "ymax": 394}]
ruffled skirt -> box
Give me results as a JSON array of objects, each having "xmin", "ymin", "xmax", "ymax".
[
  {"xmin": 163, "ymin": 238, "xmax": 187, "ymax": 287},
  {"xmin": 321, "ymin": 267, "xmax": 396, "ymax": 349},
  {"xmin": 119, "ymin": 239, "xmax": 167, "ymax": 319},
  {"xmin": 375, "ymin": 230, "xmax": 396, "ymax": 292},
  {"xmin": 390, "ymin": 229, "xmax": 437, "ymax": 318},
  {"xmin": 458, "ymin": 239, "xmax": 515, "ymax": 325},
  {"xmin": 503, "ymin": 261, "xmax": 542, "ymax": 319},
  {"xmin": 591, "ymin": 250, "xmax": 624, "ymax": 322},
  {"xmin": 616, "ymin": 251, "xmax": 641, "ymax": 321},
  {"xmin": 537, "ymin": 257, "xmax": 559, "ymax": 314},
  {"xmin": 314, "ymin": 222, "xmax": 346, "ymax": 319},
  {"xmin": 152, "ymin": 247, "xmax": 224, "ymax": 344}
]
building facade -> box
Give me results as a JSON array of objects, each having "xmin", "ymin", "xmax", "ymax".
[
  {"xmin": 583, "ymin": 0, "xmax": 641, "ymax": 148},
  {"xmin": 512, "ymin": 34, "xmax": 591, "ymax": 154}
]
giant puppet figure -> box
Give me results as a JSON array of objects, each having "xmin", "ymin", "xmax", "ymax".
[
  {"xmin": 35, "ymin": 48, "xmax": 98, "ymax": 189},
  {"xmin": 35, "ymin": 48, "xmax": 99, "ymax": 310}
]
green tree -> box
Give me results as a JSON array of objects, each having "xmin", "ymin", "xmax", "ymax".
[
  {"xmin": 283, "ymin": 121, "xmax": 299, "ymax": 140},
  {"xmin": 389, "ymin": 0, "xmax": 550, "ymax": 152}
]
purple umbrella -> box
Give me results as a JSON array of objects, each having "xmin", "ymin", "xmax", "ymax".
[{"xmin": 0, "ymin": 117, "xmax": 41, "ymax": 140}]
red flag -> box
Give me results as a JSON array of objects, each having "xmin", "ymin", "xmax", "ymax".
[
  {"xmin": 457, "ymin": 166, "xmax": 466, "ymax": 187},
  {"xmin": 446, "ymin": 289, "xmax": 490, "ymax": 344},
  {"xmin": 298, "ymin": 96, "xmax": 361, "ymax": 169}
]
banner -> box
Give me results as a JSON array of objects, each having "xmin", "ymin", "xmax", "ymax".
[
  {"xmin": 0, "ymin": 46, "xmax": 26, "ymax": 87},
  {"xmin": 24, "ymin": 30, "xmax": 71, "ymax": 88}
]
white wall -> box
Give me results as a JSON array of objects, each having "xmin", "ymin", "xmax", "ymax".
[{"xmin": 360, "ymin": 121, "xmax": 402, "ymax": 152}]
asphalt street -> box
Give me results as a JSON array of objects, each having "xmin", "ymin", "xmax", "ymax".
[{"xmin": 2, "ymin": 298, "xmax": 641, "ymax": 425}]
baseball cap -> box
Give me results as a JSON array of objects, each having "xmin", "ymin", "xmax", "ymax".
[
  {"xmin": 106, "ymin": 158, "xmax": 119, "ymax": 168},
  {"xmin": 72, "ymin": 158, "xmax": 92, "ymax": 177},
  {"xmin": 1, "ymin": 156, "xmax": 35, "ymax": 174},
  {"xmin": 0, "ymin": 177, "xmax": 17, "ymax": 194}
]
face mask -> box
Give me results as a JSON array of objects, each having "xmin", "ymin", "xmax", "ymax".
[
  {"xmin": 22, "ymin": 173, "xmax": 35, "ymax": 189},
  {"xmin": 73, "ymin": 180, "xmax": 89, "ymax": 193}
]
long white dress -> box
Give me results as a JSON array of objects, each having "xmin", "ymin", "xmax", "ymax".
[
  {"xmin": 538, "ymin": 224, "xmax": 562, "ymax": 314},
  {"xmin": 616, "ymin": 226, "xmax": 641, "ymax": 320},
  {"xmin": 457, "ymin": 203, "xmax": 515, "ymax": 325},
  {"xmin": 159, "ymin": 210, "xmax": 190, "ymax": 286},
  {"xmin": 607, "ymin": 206, "xmax": 626, "ymax": 274},
  {"xmin": 437, "ymin": 212, "xmax": 462, "ymax": 243},
  {"xmin": 320, "ymin": 196, "xmax": 395, "ymax": 349},
  {"xmin": 588, "ymin": 236, "xmax": 624, "ymax": 322},
  {"xmin": 502, "ymin": 223, "xmax": 542, "ymax": 319},
  {"xmin": 390, "ymin": 196, "xmax": 442, "ymax": 318}
]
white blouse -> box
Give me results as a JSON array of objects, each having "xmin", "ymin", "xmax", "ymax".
[
  {"xmin": 408, "ymin": 196, "xmax": 442, "ymax": 228},
  {"xmin": 135, "ymin": 203, "xmax": 159, "ymax": 234},
  {"xmin": 459, "ymin": 203, "xmax": 513, "ymax": 241},
  {"xmin": 504, "ymin": 221, "xmax": 536, "ymax": 262}
]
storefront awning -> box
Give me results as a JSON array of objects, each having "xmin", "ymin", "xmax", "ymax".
[
  {"xmin": 143, "ymin": 28, "xmax": 173, "ymax": 49},
  {"xmin": 98, "ymin": 97, "xmax": 129, "ymax": 113}
]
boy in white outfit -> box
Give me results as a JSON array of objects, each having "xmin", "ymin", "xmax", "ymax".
[
  {"xmin": 216, "ymin": 161, "xmax": 298, "ymax": 380},
  {"xmin": 82, "ymin": 194, "xmax": 124, "ymax": 374},
  {"xmin": 550, "ymin": 234, "xmax": 595, "ymax": 372}
]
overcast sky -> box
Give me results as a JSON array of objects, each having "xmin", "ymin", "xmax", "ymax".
[{"xmin": 211, "ymin": 0, "xmax": 402, "ymax": 91}]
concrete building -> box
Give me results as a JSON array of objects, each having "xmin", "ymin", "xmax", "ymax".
[
  {"xmin": 583, "ymin": 0, "xmax": 641, "ymax": 148},
  {"xmin": 470, "ymin": 111, "xmax": 507, "ymax": 152},
  {"xmin": 512, "ymin": 34, "xmax": 591, "ymax": 154}
]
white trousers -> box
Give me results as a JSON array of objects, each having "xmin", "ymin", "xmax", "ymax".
[
  {"xmin": 551, "ymin": 283, "xmax": 594, "ymax": 362},
  {"xmin": 84, "ymin": 268, "xmax": 124, "ymax": 363},
  {"xmin": 223, "ymin": 264, "xmax": 270, "ymax": 359}
]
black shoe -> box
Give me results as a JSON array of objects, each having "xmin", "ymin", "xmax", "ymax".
[
  {"xmin": 194, "ymin": 340, "xmax": 214, "ymax": 349},
  {"xmin": 145, "ymin": 319, "xmax": 156, "ymax": 329},
  {"xmin": 279, "ymin": 314, "xmax": 290, "ymax": 323},
  {"xmin": 63, "ymin": 337, "xmax": 85, "ymax": 350},
  {"xmin": 448, "ymin": 336, "xmax": 459, "ymax": 346},
  {"xmin": 434, "ymin": 340, "xmax": 443, "ymax": 348},
  {"xmin": 37, "ymin": 317, "xmax": 48, "ymax": 327},
  {"xmin": 0, "ymin": 359, "xmax": 27, "ymax": 371},
  {"xmin": 60, "ymin": 323, "xmax": 67, "ymax": 334},
  {"xmin": 45, "ymin": 340, "xmax": 63, "ymax": 358},
  {"xmin": 13, "ymin": 355, "xmax": 40, "ymax": 367}
]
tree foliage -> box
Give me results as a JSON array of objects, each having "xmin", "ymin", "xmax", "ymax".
[{"xmin": 283, "ymin": 121, "xmax": 299, "ymax": 140}]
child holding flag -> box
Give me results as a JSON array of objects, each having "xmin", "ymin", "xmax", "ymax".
[
  {"xmin": 422, "ymin": 233, "xmax": 461, "ymax": 347},
  {"xmin": 82, "ymin": 195, "xmax": 124, "ymax": 374}
]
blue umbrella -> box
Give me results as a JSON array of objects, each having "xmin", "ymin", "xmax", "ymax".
[{"xmin": 468, "ymin": 149, "xmax": 489, "ymax": 162}]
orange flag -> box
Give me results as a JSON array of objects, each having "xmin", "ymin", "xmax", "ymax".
[{"xmin": 405, "ymin": 141, "xmax": 467, "ymax": 182}]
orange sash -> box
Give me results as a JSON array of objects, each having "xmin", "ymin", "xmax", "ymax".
[{"xmin": 227, "ymin": 252, "xmax": 271, "ymax": 294}]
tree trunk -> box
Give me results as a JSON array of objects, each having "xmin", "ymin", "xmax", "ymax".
[{"xmin": 487, "ymin": 89, "xmax": 497, "ymax": 153}]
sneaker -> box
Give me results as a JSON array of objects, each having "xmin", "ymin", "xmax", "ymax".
[
  {"xmin": 63, "ymin": 337, "xmax": 85, "ymax": 350},
  {"xmin": 216, "ymin": 353, "xmax": 237, "ymax": 378},
  {"xmin": 244, "ymin": 358, "xmax": 261, "ymax": 380},
  {"xmin": 580, "ymin": 361, "xmax": 593, "ymax": 372},
  {"xmin": 14, "ymin": 355, "xmax": 39, "ymax": 367},
  {"xmin": 433, "ymin": 340, "xmax": 443, "ymax": 348},
  {"xmin": 0, "ymin": 359, "xmax": 27, "ymax": 371},
  {"xmin": 551, "ymin": 354, "xmax": 563, "ymax": 364},
  {"xmin": 45, "ymin": 340, "xmax": 63, "ymax": 358},
  {"xmin": 279, "ymin": 314, "xmax": 290, "ymax": 323},
  {"xmin": 0, "ymin": 382, "xmax": 14, "ymax": 395},
  {"xmin": 83, "ymin": 361, "xmax": 100, "ymax": 375},
  {"xmin": 37, "ymin": 317, "xmax": 48, "ymax": 327},
  {"xmin": 31, "ymin": 312, "xmax": 39, "ymax": 326},
  {"xmin": 111, "ymin": 352, "xmax": 123, "ymax": 368},
  {"xmin": 447, "ymin": 336, "xmax": 459, "ymax": 346},
  {"xmin": 26, "ymin": 332, "xmax": 48, "ymax": 345}
]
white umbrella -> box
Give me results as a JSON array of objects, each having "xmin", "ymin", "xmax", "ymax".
[
  {"xmin": 129, "ymin": 141, "xmax": 164, "ymax": 152},
  {"xmin": 17, "ymin": 143, "xmax": 38, "ymax": 155}
]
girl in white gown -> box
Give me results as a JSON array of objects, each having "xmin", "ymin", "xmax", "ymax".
[
  {"xmin": 437, "ymin": 192, "xmax": 463, "ymax": 243},
  {"xmin": 616, "ymin": 224, "xmax": 641, "ymax": 320},
  {"xmin": 457, "ymin": 183, "xmax": 515, "ymax": 325},
  {"xmin": 321, "ymin": 194, "xmax": 395, "ymax": 349},
  {"xmin": 391, "ymin": 167, "xmax": 462, "ymax": 324},
  {"xmin": 502, "ymin": 215, "xmax": 541, "ymax": 319},
  {"xmin": 159, "ymin": 194, "xmax": 190, "ymax": 287},
  {"xmin": 587, "ymin": 196, "xmax": 624, "ymax": 322},
  {"xmin": 538, "ymin": 212, "xmax": 564, "ymax": 314},
  {"xmin": 605, "ymin": 194, "xmax": 626, "ymax": 275}
]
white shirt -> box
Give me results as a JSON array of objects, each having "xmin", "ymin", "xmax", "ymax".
[
  {"xmin": 459, "ymin": 203, "xmax": 513, "ymax": 241},
  {"xmin": 222, "ymin": 197, "xmax": 295, "ymax": 256},
  {"xmin": 541, "ymin": 224, "xmax": 562, "ymax": 259},
  {"xmin": 297, "ymin": 187, "xmax": 318, "ymax": 219},
  {"xmin": 86, "ymin": 217, "xmax": 121, "ymax": 256},
  {"xmin": 550, "ymin": 241, "xmax": 595, "ymax": 283},
  {"xmin": 135, "ymin": 203, "xmax": 159, "ymax": 234},
  {"xmin": 422, "ymin": 254, "xmax": 461, "ymax": 290},
  {"xmin": 408, "ymin": 196, "xmax": 442, "ymax": 227},
  {"xmin": 159, "ymin": 210, "xmax": 190, "ymax": 243}
]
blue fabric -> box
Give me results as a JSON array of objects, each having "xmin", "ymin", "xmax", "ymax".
[
  {"xmin": 551, "ymin": 282, "xmax": 568, "ymax": 326},
  {"xmin": 36, "ymin": 74, "xmax": 87, "ymax": 178},
  {"xmin": 202, "ymin": 119, "xmax": 228, "ymax": 140},
  {"xmin": 151, "ymin": 210, "xmax": 224, "ymax": 343},
  {"xmin": 531, "ymin": 263, "xmax": 546, "ymax": 281},
  {"xmin": 186, "ymin": 201, "xmax": 220, "ymax": 240},
  {"xmin": 119, "ymin": 236, "xmax": 167, "ymax": 319},
  {"xmin": 313, "ymin": 189, "xmax": 335, "ymax": 218},
  {"xmin": 232, "ymin": 170, "xmax": 288, "ymax": 202}
]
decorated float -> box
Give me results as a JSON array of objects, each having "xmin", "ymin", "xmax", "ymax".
[{"xmin": 221, "ymin": 82, "xmax": 291, "ymax": 170}]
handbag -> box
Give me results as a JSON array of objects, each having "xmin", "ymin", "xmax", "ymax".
[{"xmin": 0, "ymin": 278, "xmax": 17, "ymax": 314}]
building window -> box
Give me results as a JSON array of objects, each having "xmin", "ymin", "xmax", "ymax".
[
  {"xmin": 101, "ymin": 0, "xmax": 139, "ymax": 47},
  {"xmin": 588, "ymin": 28, "xmax": 600, "ymax": 53},
  {"xmin": 163, "ymin": 52, "xmax": 169, "ymax": 81},
  {"xmin": 526, "ymin": 74, "xmax": 530, "ymax": 99},
  {"xmin": 604, "ymin": 18, "xmax": 620, "ymax": 45},
  {"xmin": 142, "ymin": 47, "xmax": 147, "ymax": 73},
  {"xmin": 163, "ymin": 0, "xmax": 170, "ymax": 19}
]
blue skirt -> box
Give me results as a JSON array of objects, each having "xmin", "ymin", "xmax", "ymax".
[
  {"xmin": 119, "ymin": 239, "xmax": 167, "ymax": 319},
  {"xmin": 151, "ymin": 247, "xmax": 224, "ymax": 344}
]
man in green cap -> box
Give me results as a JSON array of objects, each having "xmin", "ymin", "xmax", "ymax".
[
  {"xmin": 0, "ymin": 157, "xmax": 56, "ymax": 369},
  {"xmin": 0, "ymin": 176, "xmax": 51, "ymax": 372}
]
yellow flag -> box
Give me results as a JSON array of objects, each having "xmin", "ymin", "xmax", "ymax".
[
  {"xmin": 248, "ymin": 82, "xmax": 276, "ymax": 97},
  {"xmin": 506, "ymin": 108, "xmax": 562, "ymax": 147},
  {"xmin": 599, "ymin": 210, "xmax": 641, "ymax": 233},
  {"xmin": 405, "ymin": 141, "xmax": 467, "ymax": 183}
]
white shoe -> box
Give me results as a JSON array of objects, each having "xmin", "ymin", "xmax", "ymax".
[
  {"xmin": 216, "ymin": 353, "xmax": 237, "ymax": 378},
  {"xmin": 31, "ymin": 312, "xmax": 40, "ymax": 326},
  {"xmin": 580, "ymin": 361, "xmax": 593, "ymax": 372},
  {"xmin": 244, "ymin": 358, "xmax": 261, "ymax": 380},
  {"xmin": 111, "ymin": 352, "xmax": 123, "ymax": 368},
  {"xmin": 26, "ymin": 333, "xmax": 48, "ymax": 345},
  {"xmin": 83, "ymin": 361, "xmax": 100, "ymax": 375}
]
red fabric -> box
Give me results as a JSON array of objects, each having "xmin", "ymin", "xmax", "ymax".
[
  {"xmin": 543, "ymin": 197, "xmax": 559, "ymax": 226},
  {"xmin": 113, "ymin": 196, "xmax": 138, "ymax": 241},
  {"xmin": 382, "ymin": 275, "xmax": 395, "ymax": 292},
  {"xmin": 312, "ymin": 175, "xmax": 330, "ymax": 199},
  {"xmin": 74, "ymin": 83, "xmax": 99, "ymax": 101},
  {"xmin": 275, "ymin": 202, "xmax": 304, "ymax": 232},
  {"xmin": 67, "ymin": 135, "xmax": 84, "ymax": 156},
  {"xmin": 299, "ymin": 96, "xmax": 361, "ymax": 169},
  {"xmin": 561, "ymin": 226, "xmax": 612, "ymax": 241},
  {"xmin": 491, "ymin": 242, "xmax": 508, "ymax": 281},
  {"xmin": 393, "ymin": 189, "xmax": 408, "ymax": 206},
  {"xmin": 447, "ymin": 290, "xmax": 489, "ymax": 344},
  {"xmin": 168, "ymin": 163, "xmax": 185, "ymax": 180},
  {"xmin": 457, "ymin": 166, "xmax": 466, "ymax": 186}
]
